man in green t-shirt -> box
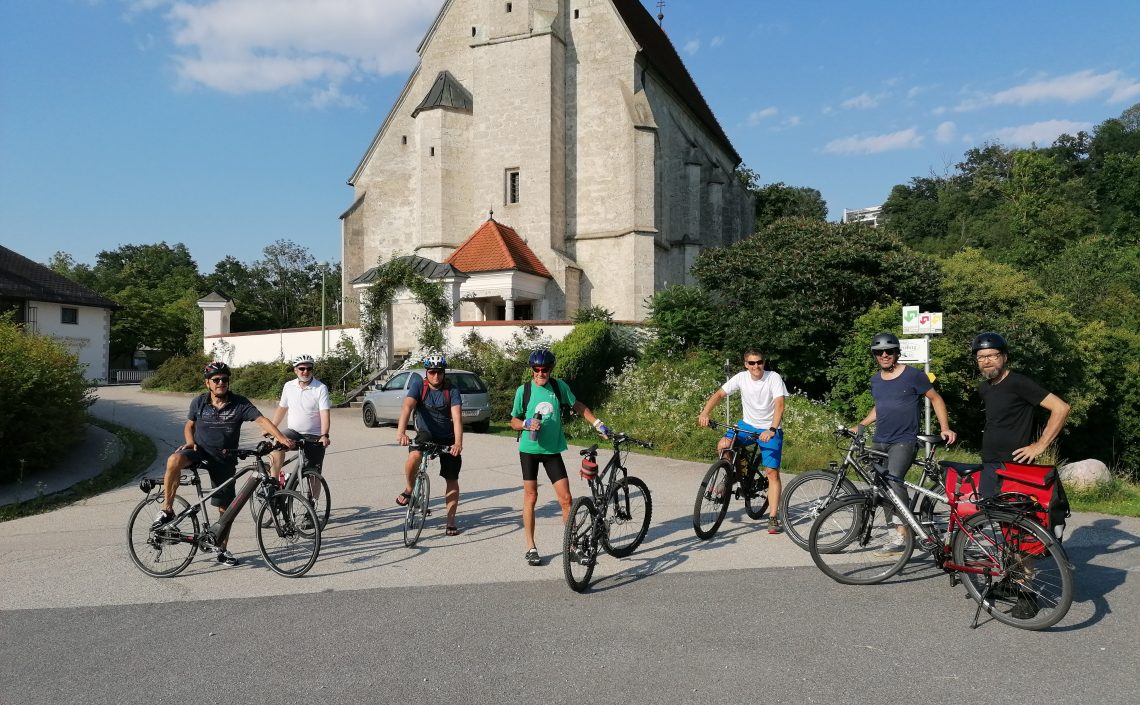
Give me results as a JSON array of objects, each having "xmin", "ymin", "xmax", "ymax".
[{"xmin": 510, "ymin": 349, "xmax": 610, "ymax": 566}]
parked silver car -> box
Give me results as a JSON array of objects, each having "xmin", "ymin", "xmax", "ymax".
[{"xmin": 361, "ymin": 368, "xmax": 492, "ymax": 432}]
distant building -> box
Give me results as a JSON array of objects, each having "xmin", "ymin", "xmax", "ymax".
[
  {"xmin": 341, "ymin": 0, "xmax": 753, "ymax": 325},
  {"xmin": 842, "ymin": 206, "xmax": 882, "ymax": 227},
  {"xmin": 0, "ymin": 245, "xmax": 118, "ymax": 383}
]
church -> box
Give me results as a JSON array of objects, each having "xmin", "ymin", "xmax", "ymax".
[{"xmin": 340, "ymin": 0, "xmax": 753, "ymax": 325}]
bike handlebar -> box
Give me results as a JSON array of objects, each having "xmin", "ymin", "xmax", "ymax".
[
  {"xmin": 578, "ymin": 432, "xmax": 653, "ymax": 456},
  {"xmin": 706, "ymin": 419, "xmax": 763, "ymax": 439},
  {"xmin": 408, "ymin": 440, "xmax": 451, "ymax": 455}
]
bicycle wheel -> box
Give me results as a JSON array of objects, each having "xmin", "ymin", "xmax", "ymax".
[
  {"xmin": 299, "ymin": 469, "xmax": 331, "ymax": 530},
  {"xmin": 403, "ymin": 472, "xmax": 429, "ymax": 548},
  {"xmin": 563, "ymin": 497, "xmax": 598, "ymax": 592},
  {"xmin": 951, "ymin": 509, "xmax": 1073, "ymax": 630},
  {"xmin": 809, "ymin": 495, "xmax": 914, "ymax": 585},
  {"xmin": 693, "ymin": 460, "xmax": 732, "ymax": 540},
  {"xmin": 127, "ymin": 493, "xmax": 198, "ymax": 578},
  {"xmin": 779, "ymin": 469, "xmax": 860, "ymax": 550},
  {"xmin": 256, "ymin": 489, "xmax": 321, "ymax": 577},
  {"xmin": 601, "ymin": 476, "xmax": 652, "ymax": 557},
  {"xmin": 743, "ymin": 466, "xmax": 769, "ymax": 520}
]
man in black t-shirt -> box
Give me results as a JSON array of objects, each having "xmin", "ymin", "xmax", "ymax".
[{"xmin": 972, "ymin": 332, "xmax": 1070, "ymax": 497}]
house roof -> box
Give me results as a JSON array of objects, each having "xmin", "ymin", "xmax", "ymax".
[
  {"xmin": 0, "ymin": 245, "xmax": 119, "ymax": 309},
  {"xmin": 445, "ymin": 219, "xmax": 553, "ymax": 278},
  {"xmin": 610, "ymin": 0, "xmax": 740, "ymax": 165},
  {"xmin": 412, "ymin": 70, "xmax": 473, "ymax": 118},
  {"xmin": 350, "ymin": 255, "xmax": 468, "ymax": 286}
]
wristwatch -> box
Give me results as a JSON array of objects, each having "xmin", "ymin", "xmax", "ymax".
[{"xmin": 768, "ymin": 427, "xmax": 778, "ymax": 432}]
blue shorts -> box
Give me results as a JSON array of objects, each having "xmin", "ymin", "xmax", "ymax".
[{"xmin": 724, "ymin": 421, "xmax": 783, "ymax": 469}]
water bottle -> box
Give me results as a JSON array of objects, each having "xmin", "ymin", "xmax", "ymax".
[{"xmin": 529, "ymin": 412, "xmax": 542, "ymax": 441}]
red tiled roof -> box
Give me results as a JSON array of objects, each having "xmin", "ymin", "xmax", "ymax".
[{"xmin": 445, "ymin": 219, "xmax": 553, "ymax": 278}]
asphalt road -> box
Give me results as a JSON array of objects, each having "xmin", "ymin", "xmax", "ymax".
[{"xmin": 1, "ymin": 386, "xmax": 1137, "ymax": 704}]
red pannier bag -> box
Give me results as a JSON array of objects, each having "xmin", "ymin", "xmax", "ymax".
[
  {"xmin": 940, "ymin": 461, "xmax": 983, "ymax": 519},
  {"xmin": 996, "ymin": 462, "xmax": 1070, "ymax": 541}
]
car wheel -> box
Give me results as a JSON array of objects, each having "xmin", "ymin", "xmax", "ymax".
[{"xmin": 362, "ymin": 403, "xmax": 379, "ymax": 428}]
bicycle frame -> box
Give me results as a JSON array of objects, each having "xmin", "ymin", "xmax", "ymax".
[
  {"xmin": 705, "ymin": 419, "xmax": 763, "ymax": 481},
  {"xmin": 579, "ymin": 433, "xmax": 653, "ymax": 541}
]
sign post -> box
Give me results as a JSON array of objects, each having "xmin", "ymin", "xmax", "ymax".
[{"xmin": 902, "ymin": 306, "xmax": 943, "ymax": 437}]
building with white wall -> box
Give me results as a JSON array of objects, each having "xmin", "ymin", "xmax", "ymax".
[{"xmin": 341, "ymin": 0, "xmax": 753, "ymax": 327}]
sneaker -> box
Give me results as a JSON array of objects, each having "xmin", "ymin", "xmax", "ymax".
[
  {"xmin": 151, "ymin": 509, "xmax": 174, "ymax": 531},
  {"xmin": 767, "ymin": 516, "xmax": 782, "ymax": 534},
  {"xmin": 872, "ymin": 534, "xmax": 905, "ymax": 557},
  {"xmin": 1011, "ymin": 590, "xmax": 1040, "ymax": 619},
  {"xmin": 216, "ymin": 550, "xmax": 240, "ymax": 567},
  {"xmin": 525, "ymin": 548, "xmax": 541, "ymax": 566},
  {"xmin": 300, "ymin": 514, "xmax": 314, "ymax": 531}
]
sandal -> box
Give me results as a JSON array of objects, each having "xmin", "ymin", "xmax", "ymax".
[
  {"xmin": 445, "ymin": 525, "xmax": 461, "ymax": 536},
  {"xmin": 525, "ymin": 548, "xmax": 541, "ymax": 566},
  {"xmin": 395, "ymin": 490, "xmax": 411, "ymax": 507}
]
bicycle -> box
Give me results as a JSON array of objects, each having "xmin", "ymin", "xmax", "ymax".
[
  {"xmin": 127, "ymin": 440, "xmax": 322, "ymax": 578},
  {"xmin": 403, "ymin": 438, "xmax": 450, "ymax": 548},
  {"xmin": 562, "ymin": 432, "xmax": 654, "ymax": 592},
  {"xmin": 778, "ymin": 426, "xmax": 949, "ymax": 549},
  {"xmin": 806, "ymin": 462, "xmax": 1074, "ymax": 630},
  {"xmin": 692, "ymin": 419, "xmax": 770, "ymax": 540},
  {"xmin": 248, "ymin": 436, "xmax": 331, "ymax": 531}
]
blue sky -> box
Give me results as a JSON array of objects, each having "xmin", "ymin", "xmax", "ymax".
[{"xmin": 3, "ymin": 0, "xmax": 1139, "ymax": 272}]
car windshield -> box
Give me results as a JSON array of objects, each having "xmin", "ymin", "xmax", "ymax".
[{"xmin": 450, "ymin": 373, "xmax": 486, "ymax": 393}]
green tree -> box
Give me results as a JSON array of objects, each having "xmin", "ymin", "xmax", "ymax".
[{"xmin": 753, "ymin": 182, "xmax": 828, "ymax": 230}]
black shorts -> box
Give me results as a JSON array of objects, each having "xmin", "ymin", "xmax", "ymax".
[
  {"xmin": 283, "ymin": 429, "xmax": 327, "ymax": 471},
  {"xmin": 520, "ymin": 452, "xmax": 568, "ymax": 484},
  {"xmin": 409, "ymin": 435, "xmax": 462, "ymax": 481},
  {"xmin": 177, "ymin": 448, "xmax": 237, "ymax": 508}
]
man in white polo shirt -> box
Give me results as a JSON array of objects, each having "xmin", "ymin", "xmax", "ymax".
[{"xmin": 270, "ymin": 354, "xmax": 332, "ymax": 482}]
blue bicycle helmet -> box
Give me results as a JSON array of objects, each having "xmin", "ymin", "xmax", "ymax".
[
  {"xmin": 528, "ymin": 349, "xmax": 555, "ymax": 368},
  {"xmin": 423, "ymin": 352, "xmax": 447, "ymax": 370}
]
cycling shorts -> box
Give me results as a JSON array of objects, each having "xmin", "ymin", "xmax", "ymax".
[
  {"xmin": 408, "ymin": 434, "xmax": 462, "ymax": 480},
  {"xmin": 177, "ymin": 448, "xmax": 237, "ymax": 508},
  {"xmin": 519, "ymin": 452, "xmax": 569, "ymax": 484},
  {"xmin": 283, "ymin": 429, "xmax": 327, "ymax": 471},
  {"xmin": 724, "ymin": 421, "xmax": 783, "ymax": 469}
]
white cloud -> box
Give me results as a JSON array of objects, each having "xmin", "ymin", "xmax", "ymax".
[
  {"xmin": 823, "ymin": 128, "xmax": 924, "ymax": 155},
  {"xmin": 683, "ymin": 39, "xmax": 700, "ymax": 56},
  {"xmin": 955, "ymin": 69, "xmax": 1140, "ymax": 111},
  {"xmin": 782, "ymin": 115, "xmax": 801, "ymax": 128},
  {"xmin": 934, "ymin": 121, "xmax": 957, "ymax": 144},
  {"xmin": 841, "ymin": 93, "xmax": 879, "ymax": 110},
  {"xmin": 710, "ymin": 36, "xmax": 724, "ymax": 48},
  {"xmin": 158, "ymin": 0, "xmax": 439, "ymax": 99},
  {"xmin": 990, "ymin": 119, "xmax": 1094, "ymax": 146},
  {"xmin": 746, "ymin": 107, "xmax": 778, "ymax": 126}
]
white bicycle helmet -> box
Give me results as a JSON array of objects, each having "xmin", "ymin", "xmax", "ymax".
[
  {"xmin": 423, "ymin": 352, "xmax": 447, "ymax": 370},
  {"xmin": 291, "ymin": 354, "xmax": 316, "ymax": 368}
]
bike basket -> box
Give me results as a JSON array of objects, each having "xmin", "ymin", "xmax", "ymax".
[{"xmin": 580, "ymin": 457, "xmax": 598, "ymax": 481}]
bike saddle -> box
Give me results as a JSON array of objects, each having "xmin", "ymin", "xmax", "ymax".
[
  {"xmin": 939, "ymin": 461, "xmax": 983, "ymax": 476},
  {"xmin": 917, "ymin": 434, "xmax": 947, "ymax": 446},
  {"xmin": 580, "ymin": 444, "xmax": 598, "ymax": 456}
]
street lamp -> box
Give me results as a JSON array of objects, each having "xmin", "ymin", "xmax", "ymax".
[{"xmin": 320, "ymin": 262, "xmax": 328, "ymax": 356}]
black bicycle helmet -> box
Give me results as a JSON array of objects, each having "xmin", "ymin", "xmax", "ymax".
[
  {"xmin": 869, "ymin": 332, "xmax": 901, "ymax": 352},
  {"xmin": 970, "ymin": 332, "xmax": 1008, "ymax": 354},
  {"xmin": 528, "ymin": 348, "xmax": 556, "ymax": 367},
  {"xmin": 203, "ymin": 361, "xmax": 231, "ymax": 378}
]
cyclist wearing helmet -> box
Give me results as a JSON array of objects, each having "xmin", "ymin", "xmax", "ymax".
[
  {"xmin": 397, "ymin": 352, "xmax": 464, "ymax": 535},
  {"xmin": 972, "ymin": 332, "xmax": 1070, "ymax": 496},
  {"xmin": 269, "ymin": 354, "xmax": 332, "ymax": 486},
  {"xmin": 153, "ymin": 361, "xmax": 296, "ymax": 566},
  {"xmin": 510, "ymin": 348, "xmax": 609, "ymax": 566},
  {"xmin": 853, "ymin": 332, "xmax": 956, "ymax": 556},
  {"xmin": 698, "ymin": 348, "xmax": 788, "ymax": 534}
]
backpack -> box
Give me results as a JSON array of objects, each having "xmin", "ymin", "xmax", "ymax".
[
  {"xmin": 419, "ymin": 378, "xmax": 451, "ymax": 405},
  {"xmin": 515, "ymin": 378, "xmax": 570, "ymax": 441}
]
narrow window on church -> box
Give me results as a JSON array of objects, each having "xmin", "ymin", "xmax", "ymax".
[
  {"xmin": 506, "ymin": 169, "xmax": 521, "ymax": 204},
  {"xmin": 574, "ymin": 9, "xmax": 580, "ymax": 19},
  {"xmin": 471, "ymin": 26, "xmax": 477, "ymax": 37},
  {"xmin": 430, "ymin": 147, "xmax": 436, "ymax": 157},
  {"xmin": 401, "ymin": 135, "xmax": 407, "ymax": 145},
  {"xmin": 506, "ymin": 2, "xmax": 512, "ymax": 11}
]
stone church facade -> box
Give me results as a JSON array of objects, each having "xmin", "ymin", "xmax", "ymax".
[{"xmin": 340, "ymin": 0, "xmax": 752, "ymax": 324}]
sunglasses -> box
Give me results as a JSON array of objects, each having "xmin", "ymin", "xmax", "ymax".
[
  {"xmin": 295, "ymin": 367, "xmax": 313, "ymax": 372},
  {"xmin": 744, "ymin": 360, "xmax": 764, "ymax": 366},
  {"xmin": 873, "ymin": 350, "xmax": 899, "ymax": 357},
  {"xmin": 426, "ymin": 368, "xmax": 445, "ymax": 374},
  {"xmin": 532, "ymin": 367, "xmax": 552, "ymax": 374},
  {"xmin": 209, "ymin": 377, "xmax": 230, "ymax": 384}
]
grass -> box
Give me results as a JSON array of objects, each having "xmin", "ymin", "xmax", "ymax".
[{"xmin": 0, "ymin": 416, "xmax": 156, "ymax": 522}]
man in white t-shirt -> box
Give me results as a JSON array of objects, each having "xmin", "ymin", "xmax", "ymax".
[
  {"xmin": 270, "ymin": 355, "xmax": 332, "ymax": 482},
  {"xmin": 698, "ymin": 348, "xmax": 788, "ymax": 534}
]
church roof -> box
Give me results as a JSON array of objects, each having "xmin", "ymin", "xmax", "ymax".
[
  {"xmin": 0, "ymin": 245, "xmax": 119, "ymax": 309},
  {"xmin": 350, "ymin": 255, "xmax": 468, "ymax": 285},
  {"xmin": 412, "ymin": 71, "xmax": 473, "ymax": 118},
  {"xmin": 610, "ymin": 0, "xmax": 740, "ymax": 165},
  {"xmin": 445, "ymin": 219, "xmax": 553, "ymax": 279}
]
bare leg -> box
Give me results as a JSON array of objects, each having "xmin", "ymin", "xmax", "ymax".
[
  {"xmin": 444, "ymin": 478, "xmax": 459, "ymax": 526},
  {"xmin": 766, "ymin": 467, "xmax": 782, "ymax": 518},
  {"xmin": 522, "ymin": 480, "xmax": 539, "ymax": 549}
]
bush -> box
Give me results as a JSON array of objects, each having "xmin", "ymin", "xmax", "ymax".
[
  {"xmin": 0, "ymin": 319, "xmax": 94, "ymax": 481},
  {"xmin": 549, "ymin": 321, "xmax": 636, "ymax": 408},
  {"xmin": 448, "ymin": 331, "xmax": 531, "ymax": 421},
  {"xmin": 230, "ymin": 361, "xmax": 292, "ymax": 400},
  {"xmin": 142, "ymin": 353, "xmax": 211, "ymax": 393}
]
